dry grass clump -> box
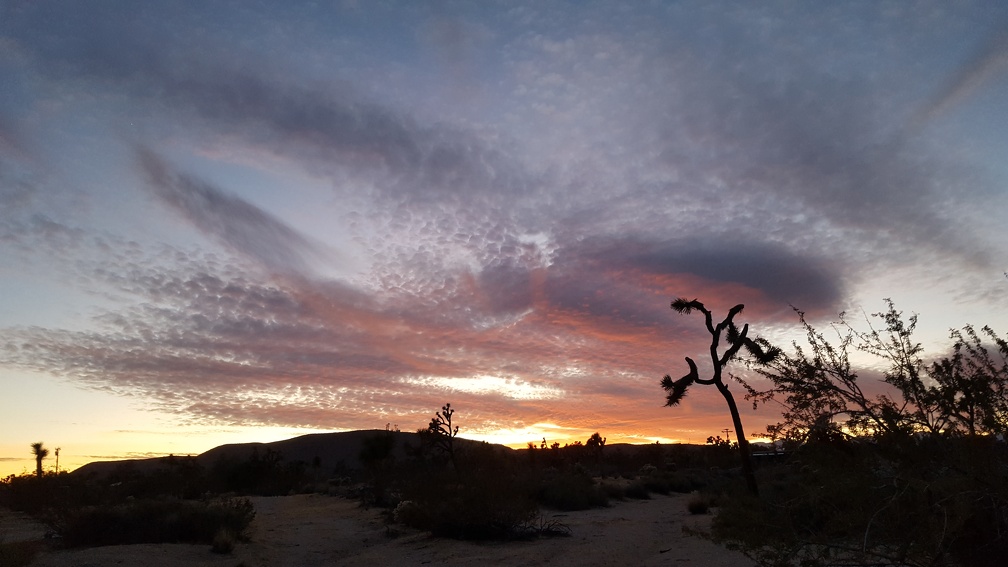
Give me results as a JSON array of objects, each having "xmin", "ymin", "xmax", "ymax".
[{"xmin": 210, "ymin": 527, "xmax": 237, "ymax": 554}]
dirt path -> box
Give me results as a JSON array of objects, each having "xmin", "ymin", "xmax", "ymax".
[
  {"xmin": 24, "ymin": 493, "xmax": 756, "ymax": 566},
  {"xmin": 236, "ymin": 493, "xmax": 755, "ymax": 567},
  {"xmin": 0, "ymin": 505, "xmax": 48, "ymax": 544}
]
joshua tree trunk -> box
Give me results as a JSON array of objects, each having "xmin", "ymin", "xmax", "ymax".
[{"xmin": 717, "ymin": 381, "xmax": 759, "ymax": 495}]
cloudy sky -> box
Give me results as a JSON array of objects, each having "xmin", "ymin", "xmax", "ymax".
[{"xmin": 2, "ymin": 1, "xmax": 1006, "ymax": 475}]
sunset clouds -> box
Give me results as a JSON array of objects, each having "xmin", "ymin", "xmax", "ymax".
[{"xmin": 1, "ymin": 1, "xmax": 1006, "ymax": 473}]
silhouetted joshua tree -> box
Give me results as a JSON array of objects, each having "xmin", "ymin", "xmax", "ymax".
[
  {"xmin": 586, "ymin": 432, "xmax": 606, "ymax": 451},
  {"xmin": 427, "ymin": 403, "xmax": 460, "ymax": 470},
  {"xmin": 662, "ymin": 299, "xmax": 780, "ymax": 495},
  {"xmin": 31, "ymin": 441, "xmax": 49, "ymax": 479},
  {"xmin": 586, "ymin": 432, "xmax": 606, "ymax": 473}
]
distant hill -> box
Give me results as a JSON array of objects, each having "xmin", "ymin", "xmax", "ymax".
[
  {"xmin": 72, "ymin": 430, "xmax": 508, "ymax": 479},
  {"xmin": 71, "ymin": 432, "xmax": 775, "ymax": 480}
]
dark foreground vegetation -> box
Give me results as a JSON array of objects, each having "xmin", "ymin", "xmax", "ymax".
[
  {"xmin": 712, "ymin": 435, "xmax": 1008, "ymax": 567},
  {"xmin": 360, "ymin": 413, "xmax": 740, "ymax": 540},
  {"xmin": 1, "ymin": 425, "xmax": 739, "ymax": 561},
  {"xmin": 1, "ymin": 469, "xmax": 256, "ymax": 557},
  {"xmin": 7, "ymin": 418, "xmax": 1004, "ymax": 567},
  {"xmin": 666, "ymin": 298, "xmax": 1008, "ymax": 567}
]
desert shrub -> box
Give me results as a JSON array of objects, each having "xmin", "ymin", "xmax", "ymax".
[
  {"xmin": 642, "ymin": 475, "xmax": 670, "ymax": 495},
  {"xmin": 87, "ymin": 456, "xmax": 210, "ymax": 501},
  {"xmin": 0, "ymin": 472, "xmax": 98, "ymax": 518},
  {"xmin": 394, "ymin": 442, "xmax": 542, "ymax": 540},
  {"xmin": 598, "ymin": 480, "xmax": 627, "ymax": 500},
  {"xmin": 526, "ymin": 513, "xmax": 572, "ymax": 537},
  {"xmin": 209, "ymin": 448, "xmax": 307, "ymax": 496},
  {"xmin": 687, "ymin": 493, "xmax": 710, "ymax": 515},
  {"xmin": 397, "ymin": 471, "xmax": 538, "ymax": 539},
  {"xmin": 538, "ymin": 470, "xmax": 609, "ymax": 511},
  {"xmin": 391, "ymin": 500, "xmax": 421, "ymax": 525},
  {"xmin": 662, "ymin": 470, "xmax": 707, "ymax": 493},
  {"xmin": 209, "ymin": 497, "xmax": 256, "ymax": 534},
  {"xmin": 624, "ymin": 480, "xmax": 650, "ymax": 500},
  {"xmin": 0, "ymin": 474, "xmax": 54, "ymax": 516},
  {"xmin": 630, "ymin": 468, "xmax": 708, "ymax": 497},
  {"xmin": 58, "ymin": 496, "xmax": 255, "ymax": 548}
]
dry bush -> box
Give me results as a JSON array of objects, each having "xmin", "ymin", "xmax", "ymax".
[
  {"xmin": 537, "ymin": 470, "xmax": 609, "ymax": 511},
  {"xmin": 397, "ymin": 471, "xmax": 539, "ymax": 539},
  {"xmin": 624, "ymin": 480, "xmax": 651, "ymax": 500},
  {"xmin": 58, "ymin": 496, "xmax": 255, "ymax": 548}
]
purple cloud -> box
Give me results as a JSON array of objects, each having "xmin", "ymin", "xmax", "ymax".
[{"xmin": 137, "ymin": 148, "xmax": 331, "ymax": 276}]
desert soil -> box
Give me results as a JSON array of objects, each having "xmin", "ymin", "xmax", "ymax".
[{"xmin": 7, "ymin": 493, "xmax": 756, "ymax": 566}]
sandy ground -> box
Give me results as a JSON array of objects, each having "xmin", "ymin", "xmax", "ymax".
[
  {"xmin": 8, "ymin": 493, "xmax": 755, "ymax": 567},
  {"xmin": 0, "ymin": 506, "xmax": 48, "ymax": 544}
]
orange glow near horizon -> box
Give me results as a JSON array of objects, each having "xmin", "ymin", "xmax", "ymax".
[{"xmin": 0, "ymin": 391, "xmax": 784, "ymax": 479}]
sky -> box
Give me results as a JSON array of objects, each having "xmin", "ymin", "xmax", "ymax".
[{"xmin": 1, "ymin": 1, "xmax": 1007, "ymax": 477}]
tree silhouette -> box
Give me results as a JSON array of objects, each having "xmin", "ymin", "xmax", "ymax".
[
  {"xmin": 753, "ymin": 307, "xmax": 903, "ymax": 441},
  {"xmin": 31, "ymin": 442, "xmax": 49, "ymax": 479},
  {"xmin": 927, "ymin": 324, "xmax": 1008, "ymax": 437},
  {"xmin": 586, "ymin": 432, "xmax": 606, "ymax": 474},
  {"xmin": 586, "ymin": 432, "xmax": 606, "ymax": 450},
  {"xmin": 427, "ymin": 403, "xmax": 460, "ymax": 470},
  {"xmin": 756, "ymin": 300, "xmax": 1008, "ymax": 441},
  {"xmin": 661, "ymin": 299, "xmax": 779, "ymax": 495}
]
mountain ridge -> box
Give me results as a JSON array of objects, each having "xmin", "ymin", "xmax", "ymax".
[{"xmin": 70, "ymin": 429, "xmax": 503, "ymax": 478}]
